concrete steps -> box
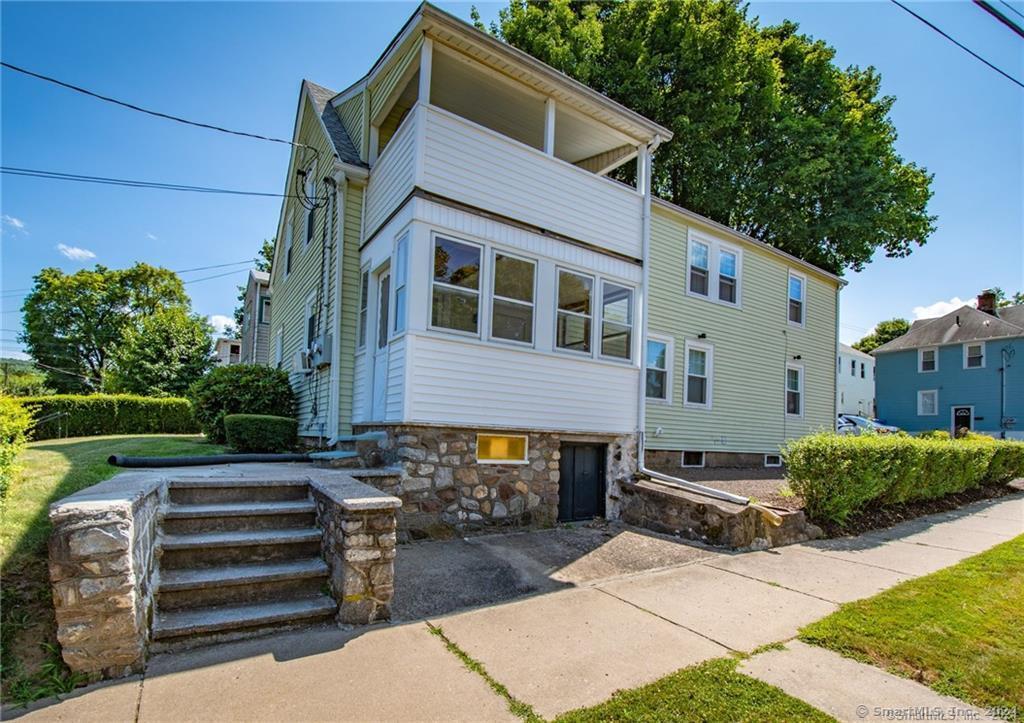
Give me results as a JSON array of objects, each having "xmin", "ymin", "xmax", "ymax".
[{"xmin": 152, "ymin": 479, "xmax": 337, "ymax": 648}]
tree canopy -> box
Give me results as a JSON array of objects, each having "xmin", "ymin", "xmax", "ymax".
[
  {"xmin": 486, "ymin": 0, "xmax": 935, "ymax": 274},
  {"xmin": 20, "ymin": 263, "xmax": 190, "ymax": 392},
  {"xmin": 853, "ymin": 318, "xmax": 910, "ymax": 353}
]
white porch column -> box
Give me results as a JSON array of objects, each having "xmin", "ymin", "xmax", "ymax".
[
  {"xmin": 419, "ymin": 37, "xmax": 433, "ymax": 104},
  {"xmin": 544, "ymin": 97, "xmax": 556, "ymax": 155}
]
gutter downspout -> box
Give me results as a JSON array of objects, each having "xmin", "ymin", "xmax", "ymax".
[
  {"xmin": 327, "ymin": 171, "xmax": 346, "ymax": 445},
  {"xmin": 633, "ymin": 137, "xmax": 781, "ymax": 527}
]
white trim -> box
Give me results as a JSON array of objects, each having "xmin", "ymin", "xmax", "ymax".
[
  {"xmin": 764, "ymin": 454, "xmax": 783, "ymax": 468},
  {"xmin": 918, "ymin": 347, "xmax": 938, "ymax": 373},
  {"xmin": 963, "ymin": 342, "xmax": 986, "ymax": 369},
  {"xmin": 950, "ymin": 405, "xmax": 975, "ymax": 435},
  {"xmin": 785, "ymin": 362, "xmax": 804, "ymax": 418},
  {"xmin": 544, "ymin": 97, "xmax": 556, "ymax": 156},
  {"xmin": 787, "ymin": 270, "xmax": 806, "ymax": 328},
  {"xmin": 685, "ymin": 229, "xmax": 742, "ymax": 309},
  {"xmin": 428, "ymin": 233, "xmax": 483, "ymax": 338},
  {"xmin": 917, "ymin": 389, "xmax": 938, "ymax": 416},
  {"xmin": 392, "ymin": 231, "xmax": 410, "ymax": 336},
  {"xmin": 357, "ymin": 265, "xmax": 370, "ymax": 349},
  {"xmin": 645, "ymin": 334, "xmax": 673, "ymax": 404},
  {"xmin": 683, "ymin": 339, "xmax": 713, "ymax": 409},
  {"xmin": 476, "ymin": 432, "xmax": 529, "ymax": 464},
  {"xmin": 554, "ymin": 267, "xmax": 596, "ymax": 357},
  {"xmin": 598, "ymin": 279, "xmax": 635, "ymax": 363},
  {"xmin": 489, "ymin": 248, "xmax": 537, "ymax": 348},
  {"xmin": 681, "ymin": 450, "xmax": 705, "ymax": 468},
  {"xmin": 716, "ymin": 242, "xmax": 742, "ymax": 307},
  {"xmin": 418, "ymin": 37, "xmax": 433, "ymax": 105}
]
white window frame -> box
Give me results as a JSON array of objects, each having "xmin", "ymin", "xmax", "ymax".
[
  {"xmin": 785, "ymin": 362, "xmax": 804, "ymax": 418},
  {"xmin": 917, "ymin": 389, "xmax": 938, "ymax": 416},
  {"xmin": 273, "ymin": 327, "xmax": 283, "ymax": 369},
  {"xmin": 283, "ymin": 217, "xmax": 293, "ymax": 279},
  {"xmin": 788, "ymin": 271, "xmax": 806, "ymax": 327},
  {"xmin": 392, "ymin": 233, "xmax": 409, "ymax": 336},
  {"xmin": 429, "ymin": 234, "xmax": 483, "ymax": 339},
  {"xmin": 686, "ymin": 230, "xmax": 742, "ymax": 308},
  {"xmin": 488, "ymin": 249, "xmax": 536, "ymax": 348},
  {"xmin": 645, "ymin": 334, "xmax": 673, "ymax": 403},
  {"xmin": 476, "ymin": 433, "xmax": 529, "ymax": 465},
  {"xmin": 554, "ymin": 267, "xmax": 596, "ymax": 357},
  {"xmin": 681, "ymin": 450, "xmax": 705, "ymax": 468},
  {"xmin": 598, "ymin": 280, "xmax": 635, "ymax": 363},
  {"xmin": 259, "ymin": 295, "xmax": 271, "ymax": 325},
  {"xmin": 764, "ymin": 454, "xmax": 783, "ymax": 468},
  {"xmin": 963, "ymin": 342, "xmax": 985, "ymax": 369},
  {"xmin": 357, "ymin": 267, "xmax": 370, "ymax": 349},
  {"xmin": 918, "ymin": 347, "xmax": 938, "ymax": 373},
  {"xmin": 683, "ymin": 339, "xmax": 713, "ymax": 409}
]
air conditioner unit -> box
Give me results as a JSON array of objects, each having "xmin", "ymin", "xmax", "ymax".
[
  {"xmin": 310, "ymin": 334, "xmax": 332, "ymax": 369},
  {"xmin": 293, "ymin": 349, "xmax": 313, "ymax": 374}
]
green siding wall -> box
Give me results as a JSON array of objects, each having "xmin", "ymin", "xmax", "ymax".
[
  {"xmin": 369, "ymin": 34, "xmax": 423, "ymax": 121},
  {"xmin": 646, "ymin": 205, "xmax": 839, "ymax": 454},
  {"xmin": 336, "ymin": 183, "xmax": 363, "ymax": 436},
  {"xmin": 337, "ymin": 93, "xmax": 364, "ymax": 162}
]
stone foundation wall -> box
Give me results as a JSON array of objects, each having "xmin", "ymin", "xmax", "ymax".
[
  {"xmin": 646, "ymin": 448, "xmax": 775, "ymax": 472},
  {"xmin": 354, "ymin": 425, "xmax": 637, "ymax": 539},
  {"xmin": 48, "ymin": 472, "xmax": 163, "ymax": 679}
]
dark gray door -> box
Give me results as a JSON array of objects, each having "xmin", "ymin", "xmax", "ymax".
[
  {"xmin": 953, "ymin": 406, "xmax": 973, "ymax": 436},
  {"xmin": 558, "ymin": 444, "xmax": 606, "ymax": 522}
]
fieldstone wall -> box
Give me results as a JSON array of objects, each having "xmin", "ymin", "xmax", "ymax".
[
  {"xmin": 48, "ymin": 473, "xmax": 163, "ymax": 679},
  {"xmin": 354, "ymin": 425, "xmax": 638, "ymax": 538}
]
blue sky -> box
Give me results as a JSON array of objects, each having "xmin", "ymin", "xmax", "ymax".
[{"xmin": 1, "ymin": 1, "xmax": 1022, "ymax": 359}]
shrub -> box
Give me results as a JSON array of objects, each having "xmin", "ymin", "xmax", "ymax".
[
  {"xmin": 18, "ymin": 394, "xmax": 197, "ymax": 440},
  {"xmin": 188, "ymin": 365, "xmax": 294, "ymax": 444},
  {"xmin": 0, "ymin": 397, "xmax": 32, "ymax": 499},
  {"xmin": 224, "ymin": 414, "xmax": 298, "ymax": 453},
  {"xmin": 784, "ymin": 433, "xmax": 1024, "ymax": 525},
  {"xmin": 917, "ymin": 429, "xmax": 951, "ymax": 440}
]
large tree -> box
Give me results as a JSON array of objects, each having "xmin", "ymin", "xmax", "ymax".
[
  {"xmin": 20, "ymin": 263, "xmax": 189, "ymax": 392},
  {"xmin": 105, "ymin": 307, "xmax": 215, "ymax": 397},
  {"xmin": 488, "ymin": 0, "xmax": 935, "ymax": 274},
  {"xmin": 853, "ymin": 318, "xmax": 910, "ymax": 354}
]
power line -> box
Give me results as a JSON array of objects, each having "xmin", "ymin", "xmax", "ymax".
[
  {"xmin": 1000, "ymin": 0, "xmax": 1024, "ymax": 21},
  {"xmin": 0, "ymin": 61, "xmax": 321, "ymax": 160},
  {"xmin": 183, "ymin": 268, "xmax": 250, "ymax": 284},
  {"xmin": 890, "ymin": 0, "xmax": 1024, "ymax": 89},
  {"xmin": 176, "ymin": 260, "xmax": 255, "ymax": 273},
  {"xmin": 1, "ymin": 166, "xmax": 323, "ymax": 200},
  {"xmin": 974, "ymin": 0, "xmax": 1024, "ymax": 38}
]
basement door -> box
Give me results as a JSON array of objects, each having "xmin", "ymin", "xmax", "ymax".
[
  {"xmin": 371, "ymin": 270, "xmax": 390, "ymax": 421},
  {"xmin": 952, "ymin": 406, "xmax": 973, "ymax": 437},
  {"xmin": 558, "ymin": 443, "xmax": 606, "ymax": 522}
]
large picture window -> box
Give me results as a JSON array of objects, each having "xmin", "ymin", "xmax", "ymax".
[
  {"xmin": 600, "ymin": 282, "xmax": 633, "ymax": 360},
  {"xmin": 556, "ymin": 270, "xmax": 593, "ymax": 353},
  {"xmin": 431, "ymin": 236, "xmax": 481, "ymax": 334},
  {"xmin": 491, "ymin": 252, "xmax": 535, "ymax": 344},
  {"xmin": 684, "ymin": 341, "xmax": 712, "ymax": 408}
]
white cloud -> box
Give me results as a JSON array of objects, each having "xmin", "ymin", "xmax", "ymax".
[
  {"xmin": 146, "ymin": 232, "xmax": 158, "ymax": 241},
  {"xmin": 56, "ymin": 243, "xmax": 96, "ymax": 261},
  {"xmin": 208, "ymin": 314, "xmax": 235, "ymax": 335},
  {"xmin": 912, "ymin": 296, "xmax": 976, "ymax": 320},
  {"xmin": 2, "ymin": 215, "xmax": 27, "ymax": 233}
]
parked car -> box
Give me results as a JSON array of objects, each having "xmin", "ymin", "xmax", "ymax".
[{"xmin": 837, "ymin": 414, "xmax": 900, "ymax": 435}]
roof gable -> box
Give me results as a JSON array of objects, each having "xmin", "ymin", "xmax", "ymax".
[
  {"xmin": 874, "ymin": 305, "xmax": 1024, "ymax": 353},
  {"xmin": 303, "ymin": 80, "xmax": 364, "ymax": 167}
]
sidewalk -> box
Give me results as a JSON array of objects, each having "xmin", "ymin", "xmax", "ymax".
[{"xmin": 8, "ymin": 494, "xmax": 1022, "ymax": 722}]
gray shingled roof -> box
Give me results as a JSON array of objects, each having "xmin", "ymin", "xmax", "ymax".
[
  {"xmin": 304, "ymin": 80, "xmax": 364, "ymax": 167},
  {"xmin": 874, "ymin": 304, "xmax": 1024, "ymax": 354}
]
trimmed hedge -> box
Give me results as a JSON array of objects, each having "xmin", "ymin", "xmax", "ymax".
[
  {"xmin": 784, "ymin": 433, "xmax": 1024, "ymax": 525},
  {"xmin": 224, "ymin": 414, "xmax": 297, "ymax": 453},
  {"xmin": 1, "ymin": 396, "xmax": 32, "ymax": 499},
  {"xmin": 19, "ymin": 394, "xmax": 198, "ymax": 440},
  {"xmin": 188, "ymin": 365, "xmax": 294, "ymax": 444}
]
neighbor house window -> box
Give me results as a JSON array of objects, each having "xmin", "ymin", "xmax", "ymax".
[
  {"xmin": 860, "ymin": 362, "xmax": 865, "ymax": 379},
  {"xmin": 556, "ymin": 269, "xmax": 593, "ymax": 353},
  {"xmin": 964, "ymin": 343, "xmax": 985, "ymax": 369},
  {"xmin": 919, "ymin": 347, "xmax": 937, "ymax": 372},
  {"xmin": 918, "ymin": 389, "xmax": 938, "ymax": 416},
  {"xmin": 600, "ymin": 282, "xmax": 633, "ymax": 360},
  {"xmin": 304, "ymin": 165, "xmax": 316, "ymax": 246},
  {"xmin": 477, "ymin": 434, "xmax": 528, "ymax": 463},
  {"xmin": 684, "ymin": 341, "xmax": 712, "ymax": 408},
  {"xmin": 718, "ymin": 249, "xmax": 738, "ymax": 304},
  {"xmin": 393, "ymin": 234, "xmax": 409, "ymax": 334},
  {"xmin": 431, "ymin": 236, "xmax": 481, "ymax": 334},
  {"xmin": 646, "ymin": 337, "xmax": 671, "ymax": 401},
  {"xmin": 851, "ymin": 359, "xmax": 856, "ymax": 377},
  {"xmin": 682, "ymin": 451, "xmax": 705, "ymax": 468},
  {"xmin": 764, "ymin": 454, "xmax": 782, "ymax": 468},
  {"xmin": 786, "ymin": 364, "xmax": 803, "ymax": 416},
  {"xmin": 259, "ymin": 295, "xmax": 270, "ymax": 324},
  {"xmin": 491, "ymin": 252, "xmax": 535, "ymax": 344},
  {"xmin": 689, "ymin": 240, "xmax": 710, "ymax": 297},
  {"xmin": 358, "ymin": 269, "xmax": 369, "ymax": 348},
  {"xmin": 284, "ymin": 219, "xmax": 294, "ymax": 277},
  {"xmin": 788, "ymin": 272, "xmax": 805, "ymax": 325}
]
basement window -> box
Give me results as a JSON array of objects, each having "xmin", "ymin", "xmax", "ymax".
[
  {"xmin": 681, "ymin": 450, "xmax": 705, "ymax": 468},
  {"xmin": 477, "ymin": 434, "xmax": 528, "ymax": 464},
  {"xmin": 764, "ymin": 454, "xmax": 782, "ymax": 468}
]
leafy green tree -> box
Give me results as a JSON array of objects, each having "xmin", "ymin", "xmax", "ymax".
[
  {"xmin": 0, "ymin": 358, "xmax": 53, "ymax": 396},
  {"xmin": 992, "ymin": 288, "xmax": 1024, "ymax": 308},
  {"xmin": 20, "ymin": 263, "xmax": 189, "ymax": 392},
  {"xmin": 105, "ymin": 308, "xmax": 215, "ymax": 397},
  {"xmin": 489, "ymin": 0, "xmax": 935, "ymax": 274},
  {"xmin": 853, "ymin": 318, "xmax": 910, "ymax": 353}
]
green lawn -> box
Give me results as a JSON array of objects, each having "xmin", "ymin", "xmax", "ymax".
[
  {"xmin": 1, "ymin": 434, "xmax": 224, "ymax": 705},
  {"xmin": 555, "ymin": 657, "xmax": 834, "ymax": 722},
  {"xmin": 800, "ymin": 534, "xmax": 1024, "ymax": 711}
]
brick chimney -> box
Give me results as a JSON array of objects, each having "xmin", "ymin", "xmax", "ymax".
[{"xmin": 977, "ymin": 289, "xmax": 998, "ymax": 316}]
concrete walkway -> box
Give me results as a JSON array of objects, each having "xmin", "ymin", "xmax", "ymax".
[{"xmin": 8, "ymin": 494, "xmax": 1022, "ymax": 722}]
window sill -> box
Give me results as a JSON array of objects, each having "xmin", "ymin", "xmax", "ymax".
[
  {"xmin": 683, "ymin": 402, "xmax": 712, "ymax": 411},
  {"xmin": 685, "ymin": 289, "xmax": 742, "ymax": 310}
]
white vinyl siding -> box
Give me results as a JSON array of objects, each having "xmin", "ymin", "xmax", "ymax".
[
  {"xmin": 918, "ymin": 389, "xmax": 938, "ymax": 416},
  {"xmin": 364, "ymin": 111, "xmax": 416, "ymax": 237}
]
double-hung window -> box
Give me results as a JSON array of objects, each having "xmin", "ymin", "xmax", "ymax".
[
  {"xmin": 556, "ymin": 270, "xmax": 593, "ymax": 353},
  {"xmin": 917, "ymin": 389, "xmax": 938, "ymax": 416},
  {"xmin": 258, "ymin": 295, "xmax": 270, "ymax": 324},
  {"xmin": 600, "ymin": 282, "xmax": 633, "ymax": 360},
  {"xmin": 860, "ymin": 362, "xmax": 865, "ymax": 379},
  {"xmin": 490, "ymin": 252, "xmax": 535, "ymax": 344},
  {"xmin": 393, "ymin": 234, "xmax": 409, "ymax": 334},
  {"xmin": 718, "ymin": 249, "xmax": 738, "ymax": 304},
  {"xmin": 646, "ymin": 337, "xmax": 671, "ymax": 401},
  {"xmin": 431, "ymin": 236, "xmax": 481, "ymax": 334},
  {"xmin": 304, "ymin": 165, "xmax": 316, "ymax": 246},
  {"xmin": 919, "ymin": 347, "xmax": 937, "ymax": 372},
  {"xmin": 689, "ymin": 240, "xmax": 710, "ymax": 297},
  {"xmin": 357, "ymin": 269, "xmax": 369, "ymax": 348},
  {"xmin": 304, "ymin": 292, "xmax": 317, "ymax": 349},
  {"xmin": 851, "ymin": 359, "xmax": 856, "ymax": 377},
  {"xmin": 684, "ymin": 341, "xmax": 712, "ymax": 408},
  {"xmin": 284, "ymin": 219, "xmax": 294, "ymax": 277},
  {"xmin": 788, "ymin": 272, "xmax": 805, "ymax": 325},
  {"xmin": 964, "ymin": 343, "xmax": 985, "ymax": 369},
  {"xmin": 786, "ymin": 364, "xmax": 803, "ymax": 416}
]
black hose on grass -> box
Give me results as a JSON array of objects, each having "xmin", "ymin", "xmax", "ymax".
[{"xmin": 107, "ymin": 453, "xmax": 311, "ymax": 468}]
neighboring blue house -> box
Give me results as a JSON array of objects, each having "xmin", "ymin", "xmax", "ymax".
[{"xmin": 874, "ymin": 290, "xmax": 1023, "ymax": 438}]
